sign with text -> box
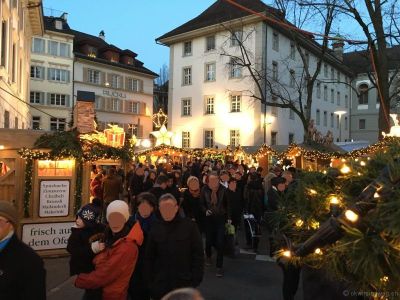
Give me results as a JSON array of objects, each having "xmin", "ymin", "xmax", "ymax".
[
  {"xmin": 39, "ymin": 180, "xmax": 70, "ymax": 217},
  {"xmin": 103, "ymin": 89, "xmax": 127, "ymax": 99},
  {"xmin": 22, "ymin": 222, "xmax": 75, "ymax": 251}
]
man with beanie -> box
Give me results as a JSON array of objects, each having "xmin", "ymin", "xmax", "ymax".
[
  {"xmin": 0, "ymin": 200, "xmax": 46, "ymax": 300},
  {"xmin": 75, "ymin": 200, "xmax": 143, "ymax": 300},
  {"xmin": 145, "ymin": 193, "xmax": 204, "ymax": 300}
]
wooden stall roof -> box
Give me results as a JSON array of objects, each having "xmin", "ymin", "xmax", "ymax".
[{"xmin": 0, "ymin": 129, "xmax": 45, "ymax": 150}]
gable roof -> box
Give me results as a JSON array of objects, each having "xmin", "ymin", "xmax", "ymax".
[
  {"xmin": 156, "ymin": 0, "xmax": 281, "ymax": 41},
  {"xmin": 343, "ymin": 46, "xmax": 400, "ymax": 74}
]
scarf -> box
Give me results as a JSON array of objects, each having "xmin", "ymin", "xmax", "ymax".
[
  {"xmin": 136, "ymin": 213, "xmax": 156, "ymax": 234},
  {"xmin": 104, "ymin": 224, "xmax": 130, "ymax": 248},
  {"xmin": 210, "ymin": 187, "xmax": 219, "ymax": 206}
]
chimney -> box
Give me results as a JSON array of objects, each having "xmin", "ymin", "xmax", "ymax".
[
  {"xmin": 332, "ymin": 35, "xmax": 345, "ymax": 61},
  {"xmin": 73, "ymin": 91, "xmax": 96, "ymax": 133},
  {"xmin": 99, "ymin": 30, "xmax": 105, "ymax": 41},
  {"xmin": 61, "ymin": 12, "xmax": 68, "ymax": 21}
]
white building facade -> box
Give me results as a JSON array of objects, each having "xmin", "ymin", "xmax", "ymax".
[
  {"xmin": 29, "ymin": 15, "xmax": 73, "ymax": 131},
  {"xmin": 157, "ymin": 0, "xmax": 351, "ymax": 148},
  {"xmin": 0, "ymin": 0, "xmax": 43, "ymax": 130}
]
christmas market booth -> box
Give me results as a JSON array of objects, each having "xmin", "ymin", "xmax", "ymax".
[
  {"xmin": 135, "ymin": 144, "xmax": 191, "ymax": 169},
  {"xmin": 249, "ymin": 144, "xmax": 279, "ymax": 176}
]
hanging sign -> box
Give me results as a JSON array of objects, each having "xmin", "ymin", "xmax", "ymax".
[{"xmin": 39, "ymin": 180, "xmax": 70, "ymax": 217}]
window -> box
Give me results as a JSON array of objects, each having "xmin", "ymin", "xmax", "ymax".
[
  {"xmin": 324, "ymin": 86, "xmax": 328, "ymax": 101},
  {"xmin": 231, "ymin": 29, "xmax": 242, "ymax": 46},
  {"xmin": 358, "ymin": 84, "xmax": 369, "ymax": 105},
  {"xmin": 11, "ymin": 44, "xmax": 16, "ymax": 82},
  {"xmin": 182, "ymin": 98, "xmax": 191, "ymax": 116},
  {"xmin": 229, "ymin": 58, "xmax": 242, "ymax": 78},
  {"xmin": 110, "ymin": 74, "xmax": 121, "ymax": 89},
  {"xmin": 111, "ymin": 98, "xmax": 120, "ymax": 111},
  {"xmin": 206, "ymin": 36, "xmax": 215, "ymax": 51},
  {"xmin": 324, "ymin": 63, "xmax": 328, "ymax": 77},
  {"xmin": 182, "ymin": 67, "xmax": 192, "ymax": 85},
  {"xmin": 4, "ymin": 111, "xmax": 10, "ymax": 128},
  {"xmin": 182, "ymin": 132, "xmax": 190, "ymax": 148},
  {"xmin": 14, "ymin": 117, "xmax": 18, "ymax": 129},
  {"xmin": 272, "ymin": 31, "xmax": 279, "ymax": 51},
  {"xmin": 183, "ymin": 41, "xmax": 192, "ymax": 56},
  {"xmin": 271, "ymin": 132, "xmax": 277, "ymax": 146},
  {"xmin": 88, "ymin": 69, "xmax": 101, "ymax": 84},
  {"xmin": 50, "ymin": 93, "xmax": 67, "ymax": 106},
  {"xmin": 316, "ymin": 109, "xmax": 320, "ymax": 125},
  {"xmin": 59, "ymin": 43, "xmax": 70, "ymax": 57},
  {"xmin": 30, "ymin": 65, "xmax": 44, "ymax": 79},
  {"xmin": 345, "ymin": 95, "xmax": 349, "ymax": 108},
  {"xmin": 336, "ymin": 115, "xmax": 340, "ymax": 129},
  {"xmin": 290, "ymin": 42, "xmax": 295, "ymax": 59},
  {"xmin": 1, "ymin": 21, "xmax": 7, "ymax": 67},
  {"xmin": 316, "ymin": 81, "xmax": 321, "ymax": 99},
  {"xmin": 32, "ymin": 116, "xmax": 40, "ymax": 130},
  {"xmin": 359, "ymin": 119, "xmax": 366, "ymax": 129},
  {"xmin": 330, "ymin": 112, "xmax": 334, "ymax": 128},
  {"xmin": 288, "ymin": 133, "xmax": 294, "ymax": 144},
  {"xmin": 231, "ymin": 95, "xmax": 241, "ymax": 112},
  {"xmin": 30, "ymin": 92, "xmax": 42, "ymax": 104},
  {"xmin": 126, "ymin": 102, "xmax": 139, "ymax": 114},
  {"xmin": 331, "ymin": 67, "xmax": 334, "ymax": 80},
  {"xmin": 50, "ymin": 118, "xmax": 66, "ymax": 131},
  {"xmin": 330, "ymin": 89, "xmax": 334, "ymax": 103},
  {"xmin": 32, "ymin": 37, "xmax": 45, "ymax": 53},
  {"xmin": 48, "ymin": 41, "xmax": 58, "ymax": 56},
  {"xmin": 271, "ymin": 96, "xmax": 278, "ymax": 116},
  {"xmin": 205, "ymin": 96, "xmax": 215, "ymax": 114},
  {"xmin": 323, "ymin": 111, "xmax": 327, "ymax": 127},
  {"xmin": 87, "ymin": 46, "xmax": 97, "ymax": 58},
  {"xmin": 337, "ymin": 70, "xmax": 340, "ymax": 82},
  {"xmin": 289, "ymin": 109, "xmax": 294, "ymax": 120},
  {"xmin": 344, "ymin": 117, "xmax": 348, "ymax": 130},
  {"xmin": 127, "ymin": 78, "xmax": 140, "ymax": 91},
  {"xmin": 272, "ymin": 61, "xmax": 278, "ymax": 80},
  {"xmin": 204, "ymin": 130, "xmax": 214, "ymax": 148},
  {"xmin": 289, "ymin": 70, "xmax": 295, "ymax": 87},
  {"xmin": 48, "ymin": 68, "xmax": 69, "ymax": 82},
  {"xmin": 337, "ymin": 92, "xmax": 341, "ymax": 105},
  {"xmin": 230, "ymin": 130, "xmax": 240, "ymax": 147},
  {"xmin": 205, "ymin": 62, "xmax": 216, "ymax": 81}
]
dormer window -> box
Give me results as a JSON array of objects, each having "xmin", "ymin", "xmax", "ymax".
[
  {"xmin": 126, "ymin": 57, "xmax": 133, "ymax": 65},
  {"xmin": 55, "ymin": 20, "xmax": 62, "ymax": 30},
  {"xmin": 110, "ymin": 53, "xmax": 119, "ymax": 63},
  {"xmin": 88, "ymin": 46, "xmax": 97, "ymax": 58}
]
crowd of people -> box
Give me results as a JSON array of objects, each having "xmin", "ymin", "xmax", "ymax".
[{"xmin": 0, "ymin": 157, "xmax": 299, "ymax": 300}]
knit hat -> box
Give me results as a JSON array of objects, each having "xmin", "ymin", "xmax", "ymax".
[
  {"xmin": 76, "ymin": 204, "xmax": 100, "ymax": 227},
  {"xmin": 0, "ymin": 201, "xmax": 18, "ymax": 226},
  {"xmin": 106, "ymin": 200, "xmax": 130, "ymax": 222}
]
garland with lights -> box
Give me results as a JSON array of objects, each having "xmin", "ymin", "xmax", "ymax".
[{"xmin": 268, "ymin": 139, "xmax": 400, "ymax": 297}]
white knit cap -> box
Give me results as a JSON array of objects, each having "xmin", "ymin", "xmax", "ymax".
[{"xmin": 106, "ymin": 200, "xmax": 130, "ymax": 222}]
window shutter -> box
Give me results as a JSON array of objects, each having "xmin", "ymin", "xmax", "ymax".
[
  {"xmin": 105, "ymin": 97, "xmax": 111, "ymax": 111},
  {"xmin": 125, "ymin": 77, "xmax": 130, "ymax": 90},
  {"xmin": 140, "ymin": 102, "xmax": 146, "ymax": 115},
  {"xmin": 124, "ymin": 101, "xmax": 130, "ymax": 113},
  {"xmin": 83, "ymin": 67, "xmax": 88, "ymax": 82},
  {"xmin": 101, "ymin": 72, "xmax": 106, "ymax": 85},
  {"xmin": 47, "ymin": 68, "xmax": 51, "ymax": 80},
  {"xmin": 107, "ymin": 73, "xmax": 112, "ymax": 86},
  {"xmin": 118, "ymin": 99, "xmax": 123, "ymax": 112},
  {"xmin": 40, "ymin": 66, "xmax": 45, "ymax": 79},
  {"xmin": 46, "ymin": 93, "xmax": 52, "ymax": 105},
  {"xmin": 138, "ymin": 125, "xmax": 143, "ymax": 137},
  {"xmin": 40, "ymin": 92, "xmax": 45, "ymax": 105},
  {"xmin": 66, "ymin": 70, "xmax": 70, "ymax": 83},
  {"xmin": 65, "ymin": 95, "xmax": 70, "ymax": 107},
  {"xmin": 140, "ymin": 80, "xmax": 144, "ymax": 92}
]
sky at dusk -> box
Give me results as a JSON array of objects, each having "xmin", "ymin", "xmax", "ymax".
[{"xmin": 43, "ymin": 0, "xmax": 364, "ymax": 75}]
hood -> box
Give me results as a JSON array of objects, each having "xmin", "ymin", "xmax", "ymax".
[{"xmin": 126, "ymin": 221, "xmax": 144, "ymax": 246}]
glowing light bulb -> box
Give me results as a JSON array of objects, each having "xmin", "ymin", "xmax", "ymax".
[
  {"xmin": 360, "ymin": 161, "xmax": 366, "ymax": 167},
  {"xmin": 282, "ymin": 250, "xmax": 292, "ymax": 258},
  {"xmin": 345, "ymin": 210, "xmax": 359, "ymax": 222},
  {"xmin": 314, "ymin": 248, "xmax": 322, "ymax": 255},
  {"xmin": 341, "ymin": 159, "xmax": 346, "ymax": 163},
  {"xmin": 374, "ymin": 192, "xmax": 380, "ymax": 198},
  {"xmin": 309, "ymin": 189, "xmax": 317, "ymax": 195},
  {"xmin": 380, "ymin": 276, "xmax": 389, "ymax": 283},
  {"xmin": 295, "ymin": 219, "xmax": 304, "ymax": 227},
  {"xmin": 340, "ymin": 164, "xmax": 351, "ymax": 174},
  {"xmin": 330, "ymin": 196, "xmax": 340, "ymax": 205},
  {"xmin": 355, "ymin": 158, "xmax": 359, "ymax": 162},
  {"xmin": 322, "ymin": 170, "xmax": 327, "ymax": 174}
]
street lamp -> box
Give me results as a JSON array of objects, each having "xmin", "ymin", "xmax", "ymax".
[{"xmin": 334, "ymin": 111, "xmax": 346, "ymax": 142}]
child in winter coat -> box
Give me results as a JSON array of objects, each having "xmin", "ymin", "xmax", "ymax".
[
  {"xmin": 75, "ymin": 200, "xmax": 144, "ymax": 300},
  {"xmin": 67, "ymin": 201, "xmax": 105, "ymax": 300}
]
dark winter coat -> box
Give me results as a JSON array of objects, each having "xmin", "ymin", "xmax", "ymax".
[
  {"xmin": 266, "ymin": 187, "xmax": 285, "ymax": 212},
  {"xmin": 244, "ymin": 180, "xmax": 264, "ymax": 221},
  {"xmin": 148, "ymin": 186, "xmax": 168, "ymax": 203},
  {"xmin": 143, "ymin": 178, "xmax": 155, "ymax": 192},
  {"xmin": 200, "ymin": 184, "xmax": 231, "ymax": 222},
  {"xmin": 226, "ymin": 189, "xmax": 243, "ymax": 222},
  {"xmin": 0, "ymin": 234, "xmax": 46, "ymax": 300},
  {"xmin": 144, "ymin": 215, "xmax": 204, "ymax": 300},
  {"xmin": 129, "ymin": 174, "xmax": 145, "ymax": 197},
  {"xmin": 67, "ymin": 224, "xmax": 105, "ymax": 275},
  {"xmin": 181, "ymin": 190, "xmax": 205, "ymax": 232},
  {"xmin": 167, "ymin": 185, "xmax": 181, "ymax": 202},
  {"xmin": 102, "ymin": 175, "xmax": 123, "ymax": 203}
]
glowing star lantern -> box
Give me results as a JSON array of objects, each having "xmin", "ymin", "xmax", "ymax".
[
  {"xmin": 151, "ymin": 125, "xmax": 174, "ymax": 146},
  {"xmin": 382, "ymin": 114, "xmax": 400, "ymax": 137},
  {"xmin": 104, "ymin": 124, "xmax": 126, "ymax": 148}
]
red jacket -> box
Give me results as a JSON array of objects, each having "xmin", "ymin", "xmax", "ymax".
[{"xmin": 75, "ymin": 222, "xmax": 143, "ymax": 300}]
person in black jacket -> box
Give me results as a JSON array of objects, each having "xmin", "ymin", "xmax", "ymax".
[
  {"xmin": 149, "ymin": 175, "xmax": 169, "ymax": 202},
  {"xmin": 0, "ymin": 201, "xmax": 46, "ymax": 300},
  {"xmin": 128, "ymin": 192, "xmax": 158, "ymax": 300},
  {"xmin": 225, "ymin": 177, "xmax": 242, "ymax": 233},
  {"xmin": 181, "ymin": 176, "xmax": 204, "ymax": 234},
  {"xmin": 143, "ymin": 170, "xmax": 156, "ymax": 191},
  {"xmin": 67, "ymin": 202, "xmax": 105, "ymax": 300},
  {"xmin": 200, "ymin": 172, "xmax": 231, "ymax": 277},
  {"xmin": 129, "ymin": 166, "xmax": 145, "ymax": 205},
  {"xmin": 144, "ymin": 193, "xmax": 204, "ymax": 300}
]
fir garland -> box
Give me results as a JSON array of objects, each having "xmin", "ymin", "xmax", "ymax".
[
  {"xmin": 22, "ymin": 158, "xmax": 33, "ymax": 218},
  {"xmin": 74, "ymin": 160, "xmax": 83, "ymax": 214}
]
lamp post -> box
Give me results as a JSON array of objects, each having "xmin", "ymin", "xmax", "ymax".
[
  {"xmin": 264, "ymin": 115, "xmax": 274, "ymax": 144},
  {"xmin": 334, "ymin": 111, "xmax": 346, "ymax": 142}
]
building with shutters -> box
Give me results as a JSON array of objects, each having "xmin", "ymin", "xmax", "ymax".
[
  {"xmin": 29, "ymin": 14, "xmax": 73, "ymax": 131},
  {"xmin": 156, "ymin": 0, "xmax": 352, "ymax": 148},
  {"xmin": 0, "ymin": 0, "xmax": 43, "ymax": 130}
]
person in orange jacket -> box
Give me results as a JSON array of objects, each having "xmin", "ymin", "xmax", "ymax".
[{"xmin": 75, "ymin": 200, "xmax": 143, "ymax": 300}]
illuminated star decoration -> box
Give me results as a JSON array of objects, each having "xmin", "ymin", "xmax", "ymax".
[
  {"xmin": 151, "ymin": 125, "xmax": 174, "ymax": 146},
  {"xmin": 152, "ymin": 109, "xmax": 168, "ymax": 129}
]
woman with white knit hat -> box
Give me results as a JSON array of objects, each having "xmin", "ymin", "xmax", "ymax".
[{"xmin": 75, "ymin": 200, "xmax": 144, "ymax": 300}]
